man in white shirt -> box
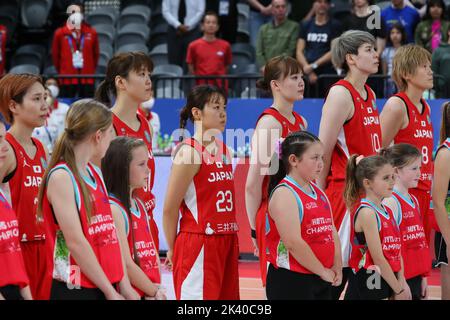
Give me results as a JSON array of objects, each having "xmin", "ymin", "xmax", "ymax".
[{"xmin": 162, "ymin": 0, "xmax": 205, "ymax": 70}]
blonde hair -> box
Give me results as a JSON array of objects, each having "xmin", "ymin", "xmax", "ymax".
[
  {"xmin": 331, "ymin": 30, "xmax": 375, "ymax": 72},
  {"xmin": 392, "ymin": 44, "xmax": 431, "ymax": 92},
  {"xmin": 37, "ymin": 99, "xmax": 112, "ymax": 222}
]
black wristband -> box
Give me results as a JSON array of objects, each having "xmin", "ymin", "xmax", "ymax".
[{"xmin": 251, "ymin": 229, "xmax": 257, "ymax": 239}]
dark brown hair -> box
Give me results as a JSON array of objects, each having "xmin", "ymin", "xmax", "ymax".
[
  {"xmin": 440, "ymin": 101, "xmax": 450, "ymax": 143},
  {"xmin": 379, "ymin": 143, "xmax": 421, "ymax": 169},
  {"xmin": 256, "ymin": 55, "xmax": 302, "ymax": 94},
  {"xmin": 344, "ymin": 154, "xmax": 390, "ymax": 209},
  {"xmin": 95, "ymin": 52, "xmax": 154, "ymax": 107},
  {"xmin": 179, "ymin": 84, "xmax": 227, "ymax": 130}
]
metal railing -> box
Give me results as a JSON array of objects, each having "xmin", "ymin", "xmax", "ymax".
[{"xmin": 41, "ymin": 73, "xmax": 450, "ymax": 99}]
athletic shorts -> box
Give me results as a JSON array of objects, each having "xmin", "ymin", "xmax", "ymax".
[
  {"xmin": 435, "ymin": 232, "xmax": 448, "ymax": 266},
  {"xmin": 21, "ymin": 240, "xmax": 53, "ymax": 300},
  {"xmin": 0, "ymin": 285, "xmax": 22, "ymax": 300},
  {"xmin": 406, "ymin": 275, "xmax": 424, "ymax": 300},
  {"xmin": 50, "ymin": 280, "xmax": 107, "ymax": 300},
  {"xmin": 344, "ymin": 268, "xmax": 395, "ymax": 300},
  {"xmin": 266, "ymin": 264, "xmax": 332, "ymax": 300},
  {"xmin": 173, "ymin": 232, "xmax": 240, "ymax": 300}
]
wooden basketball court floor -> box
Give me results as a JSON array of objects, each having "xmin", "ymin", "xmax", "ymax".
[{"xmin": 160, "ymin": 260, "xmax": 443, "ymax": 300}]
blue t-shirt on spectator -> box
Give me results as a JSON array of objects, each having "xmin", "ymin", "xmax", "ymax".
[
  {"xmin": 299, "ymin": 18, "xmax": 342, "ymax": 74},
  {"xmin": 381, "ymin": 5, "xmax": 420, "ymax": 43}
]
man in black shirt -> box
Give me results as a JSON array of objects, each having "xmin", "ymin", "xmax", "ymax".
[{"xmin": 296, "ymin": 0, "xmax": 342, "ymax": 97}]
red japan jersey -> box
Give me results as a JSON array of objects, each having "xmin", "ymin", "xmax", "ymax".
[
  {"xmin": 255, "ymin": 107, "xmax": 306, "ymax": 211},
  {"xmin": 112, "ymin": 113, "xmax": 156, "ymax": 213},
  {"xmin": 391, "ymin": 191, "xmax": 431, "ymax": 279},
  {"xmin": 109, "ymin": 196, "xmax": 160, "ymax": 296},
  {"xmin": 326, "ymin": 80, "xmax": 382, "ymax": 186},
  {"xmin": 43, "ymin": 162, "xmax": 123, "ymax": 288},
  {"xmin": 5, "ymin": 133, "xmax": 48, "ymax": 242},
  {"xmin": 0, "ymin": 189, "xmax": 29, "ymax": 288},
  {"xmin": 266, "ymin": 177, "xmax": 335, "ymax": 274},
  {"xmin": 349, "ymin": 199, "xmax": 402, "ymax": 273},
  {"xmin": 179, "ymin": 138, "xmax": 238, "ymax": 235},
  {"xmin": 393, "ymin": 92, "xmax": 434, "ymax": 191}
]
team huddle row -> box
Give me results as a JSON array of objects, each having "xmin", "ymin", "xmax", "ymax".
[{"xmin": 0, "ymin": 30, "xmax": 449, "ymax": 301}]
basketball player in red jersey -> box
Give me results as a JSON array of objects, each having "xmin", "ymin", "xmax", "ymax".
[
  {"xmin": 0, "ymin": 74, "xmax": 51, "ymax": 300},
  {"xmin": 380, "ymin": 45, "xmax": 435, "ymax": 243},
  {"xmin": 102, "ymin": 137, "xmax": 166, "ymax": 300},
  {"xmin": 317, "ymin": 30, "xmax": 382, "ymax": 299},
  {"xmin": 37, "ymin": 99, "xmax": 138, "ymax": 300},
  {"xmin": 95, "ymin": 52, "xmax": 160, "ymax": 251},
  {"xmin": 163, "ymin": 85, "xmax": 239, "ymax": 300},
  {"xmin": 0, "ymin": 121, "xmax": 32, "ymax": 300},
  {"xmin": 245, "ymin": 56, "xmax": 307, "ymax": 286}
]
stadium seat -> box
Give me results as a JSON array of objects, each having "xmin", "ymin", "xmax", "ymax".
[
  {"xmin": 231, "ymin": 43, "xmax": 256, "ymax": 61},
  {"xmin": 156, "ymin": 86, "xmax": 184, "ymax": 99},
  {"xmin": 11, "ymin": 44, "xmax": 46, "ymax": 68},
  {"xmin": 230, "ymin": 55, "xmax": 253, "ymax": 74},
  {"xmin": 21, "ymin": 0, "xmax": 52, "ymax": 29},
  {"xmin": 94, "ymin": 24, "xmax": 116, "ymax": 46},
  {"xmin": 118, "ymin": 11, "xmax": 149, "ymax": 28},
  {"xmin": 43, "ymin": 65, "xmax": 57, "ymax": 76},
  {"xmin": 116, "ymin": 43, "xmax": 149, "ymax": 54},
  {"xmin": 0, "ymin": 5, "xmax": 19, "ymax": 42},
  {"xmin": 9, "ymin": 64, "xmax": 40, "ymax": 75},
  {"xmin": 99, "ymin": 42, "xmax": 114, "ymax": 60},
  {"xmin": 149, "ymin": 23, "xmax": 168, "ymax": 49},
  {"xmin": 152, "ymin": 64, "xmax": 183, "ymax": 90},
  {"xmin": 86, "ymin": 10, "xmax": 116, "ymax": 27},
  {"xmin": 116, "ymin": 28, "xmax": 149, "ymax": 49},
  {"xmin": 122, "ymin": 5, "xmax": 151, "ymax": 19}
]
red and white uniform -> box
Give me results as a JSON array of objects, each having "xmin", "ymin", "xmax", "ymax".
[
  {"xmin": 393, "ymin": 92, "xmax": 435, "ymax": 239},
  {"xmin": 5, "ymin": 133, "xmax": 52, "ymax": 299},
  {"xmin": 254, "ymin": 107, "xmax": 306, "ymax": 285},
  {"xmin": 42, "ymin": 162, "xmax": 123, "ymax": 289},
  {"xmin": 324, "ymin": 80, "xmax": 382, "ymax": 266},
  {"xmin": 0, "ymin": 189, "xmax": 29, "ymax": 290},
  {"xmin": 390, "ymin": 191, "xmax": 431, "ymax": 279},
  {"xmin": 112, "ymin": 113, "xmax": 159, "ymax": 250},
  {"xmin": 349, "ymin": 199, "xmax": 402, "ymax": 273},
  {"xmin": 109, "ymin": 196, "xmax": 160, "ymax": 296},
  {"xmin": 267, "ymin": 176, "xmax": 335, "ymax": 274},
  {"xmin": 173, "ymin": 138, "xmax": 239, "ymax": 300}
]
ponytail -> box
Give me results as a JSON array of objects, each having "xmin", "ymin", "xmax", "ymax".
[
  {"xmin": 94, "ymin": 80, "xmax": 113, "ymax": 107},
  {"xmin": 344, "ymin": 154, "xmax": 390, "ymax": 209},
  {"xmin": 268, "ymin": 131, "xmax": 320, "ymax": 196},
  {"xmin": 344, "ymin": 155, "xmax": 361, "ymax": 209}
]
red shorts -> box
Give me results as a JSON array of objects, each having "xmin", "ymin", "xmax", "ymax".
[
  {"xmin": 409, "ymin": 188, "xmax": 437, "ymax": 244},
  {"xmin": 21, "ymin": 240, "xmax": 53, "ymax": 300},
  {"xmin": 173, "ymin": 232, "xmax": 240, "ymax": 300},
  {"xmin": 255, "ymin": 199, "xmax": 268, "ymax": 286}
]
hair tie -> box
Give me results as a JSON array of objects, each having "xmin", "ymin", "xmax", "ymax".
[
  {"xmin": 274, "ymin": 138, "xmax": 285, "ymax": 160},
  {"xmin": 356, "ymin": 155, "xmax": 364, "ymax": 165}
]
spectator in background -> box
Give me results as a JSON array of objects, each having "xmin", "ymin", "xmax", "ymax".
[
  {"xmin": 256, "ymin": 0, "xmax": 299, "ymax": 72},
  {"xmin": 162, "ymin": 0, "xmax": 205, "ymax": 71},
  {"xmin": 381, "ymin": 0, "xmax": 421, "ymax": 43},
  {"xmin": 343, "ymin": 0, "xmax": 387, "ymax": 56},
  {"xmin": 381, "ymin": 23, "xmax": 408, "ymax": 97},
  {"xmin": 138, "ymin": 93, "xmax": 161, "ymax": 151},
  {"xmin": 248, "ymin": 0, "xmax": 273, "ymax": 46},
  {"xmin": 51, "ymin": 4, "xmax": 99, "ymax": 98},
  {"xmin": 431, "ymin": 28, "xmax": 450, "ymax": 97},
  {"xmin": 296, "ymin": 0, "xmax": 341, "ymax": 96},
  {"xmin": 415, "ymin": 0, "xmax": 449, "ymax": 52},
  {"xmin": 32, "ymin": 78, "xmax": 70, "ymax": 153},
  {"xmin": 187, "ymin": 12, "xmax": 232, "ymax": 91},
  {"xmin": 0, "ymin": 25, "xmax": 6, "ymax": 76},
  {"xmin": 206, "ymin": 0, "xmax": 238, "ymax": 44}
]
